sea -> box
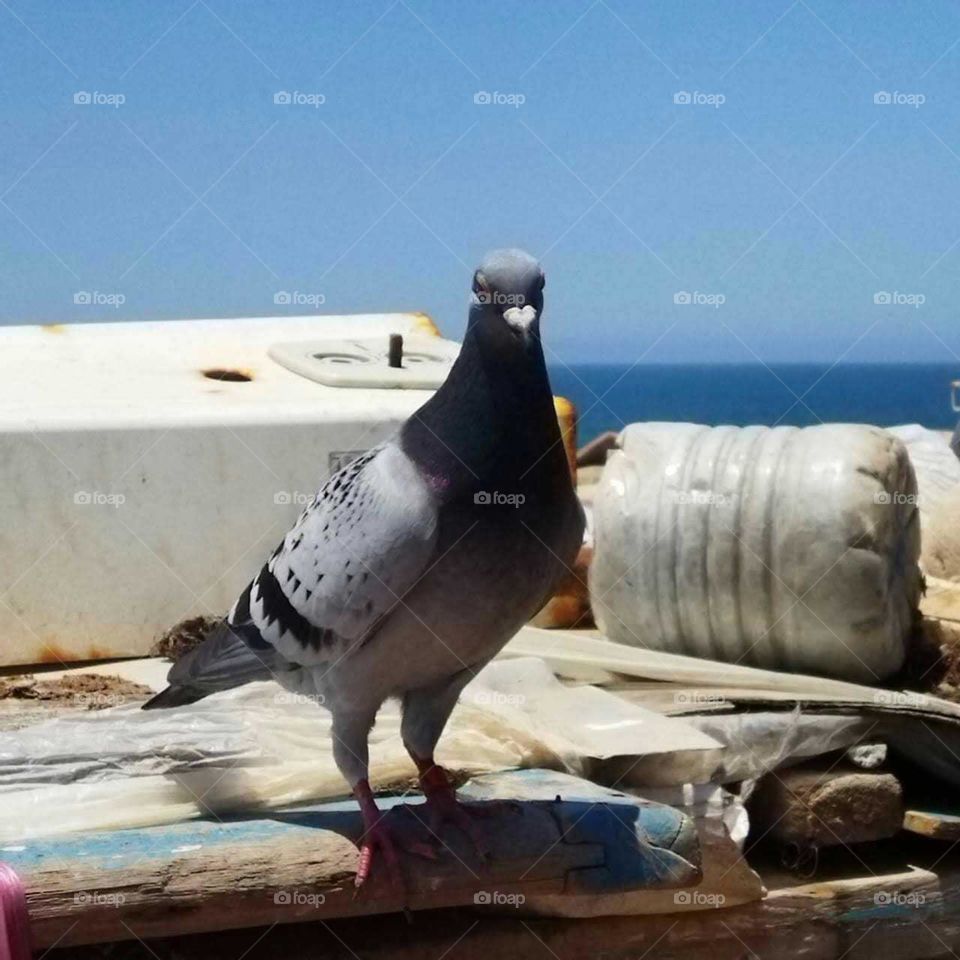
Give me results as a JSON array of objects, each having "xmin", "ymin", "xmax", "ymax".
[{"xmin": 546, "ymin": 363, "xmax": 960, "ymax": 445}]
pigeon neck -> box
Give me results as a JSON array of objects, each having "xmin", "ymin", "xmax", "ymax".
[{"xmin": 401, "ymin": 328, "xmax": 565, "ymax": 498}]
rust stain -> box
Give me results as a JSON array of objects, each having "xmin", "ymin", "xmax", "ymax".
[
  {"xmin": 38, "ymin": 643, "xmax": 72, "ymax": 664},
  {"xmin": 86, "ymin": 645, "xmax": 110, "ymax": 660},
  {"xmin": 409, "ymin": 312, "xmax": 440, "ymax": 337},
  {"xmin": 40, "ymin": 324, "xmax": 67, "ymax": 334}
]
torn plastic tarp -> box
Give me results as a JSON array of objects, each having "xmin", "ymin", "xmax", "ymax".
[
  {"xmin": 0, "ymin": 658, "xmax": 721, "ymax": 842},
  {"xmin": 683, "ymin": 709, "xmax": 876, "ymax": 783}
]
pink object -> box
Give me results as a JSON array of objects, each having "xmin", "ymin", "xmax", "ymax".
[{"xmin": 0, "ymin": 863, "xmax": 30, "ymax": 960}]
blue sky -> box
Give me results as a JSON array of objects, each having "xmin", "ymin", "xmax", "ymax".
[{"xmin": 2, "ymin": 1, "xmax": 960, "ymax": 362}]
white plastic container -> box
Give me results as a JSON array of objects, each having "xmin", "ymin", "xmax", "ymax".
[
  {"xmin": 590, "ymin": 423, "xmax": 922, "ymax": 683},
  {"xmin": 0, "ymin": 313, "xmax": 448, "ymax": 666}
]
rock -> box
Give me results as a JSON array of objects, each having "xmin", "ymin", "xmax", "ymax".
[
  {"xmin": 748, "ymin": 762, "xmax": 904, "ymax": 851},
  {"xmin": 845, "ymin": 742, "xmax": 888, "ymax": 769}
]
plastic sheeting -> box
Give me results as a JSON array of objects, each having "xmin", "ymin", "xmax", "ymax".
[
  {"xmin": 684, "ymin": 709, "xmax": 876, "ymax": 784},
  {"xmin": 636, "ymin": 782, "xmax": 749, "ymax": 849},
  {"xmin": 0, "ymin": 658, "xmax": 720, "ymax": 842},
  {"xmin": 889, "ymin": 425, "xmax": 960, "ymax": 581},
  {"xmin": 505, "ymin": 629, "xmax": 960, "ymax": 788},
  {"xmin": 887, "ymin": 424, "xmax": 960, "ymax": 515}
]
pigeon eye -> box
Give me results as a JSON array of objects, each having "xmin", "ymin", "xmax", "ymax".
[{"xmin": 472, "ymin": 273, "xmax": 488, "ymax": 294}]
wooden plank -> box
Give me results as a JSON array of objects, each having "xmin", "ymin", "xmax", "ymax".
[
  {"xmin": 527, "ymin": 815, "xmax": 763, "ymax": 918},
  {"xmin": 461, "ymin": 769, "xmax": 760, "ymax": 917},
  {"xmin": 904, "ymin": 808, "xmax": 960, "ymax": 840},
  {"xmin": 6, "ymin": 770, "xmax": 701, "ymax": 948},
  {"xmin": 97, "ymin": 859, "xmax": 960, "ymax": 960}
]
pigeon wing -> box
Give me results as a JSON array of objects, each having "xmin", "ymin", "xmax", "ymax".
[{"xmin": 244, "ymin": 442, "xmax": 440, "ymax": 665}]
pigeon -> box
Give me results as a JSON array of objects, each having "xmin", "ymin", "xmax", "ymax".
[{"xmin": 143, "ymin": 248, "xmax": 585, "ymax": 887}]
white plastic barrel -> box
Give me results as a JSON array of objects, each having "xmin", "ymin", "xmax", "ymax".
[{"xmin": 590, "ymin": 423, "xmax": 922, "ymax": 683}]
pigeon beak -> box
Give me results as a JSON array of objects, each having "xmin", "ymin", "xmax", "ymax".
[{"xmin": 502, "ymin": 304, "xmax": 538, "ymax": 341}]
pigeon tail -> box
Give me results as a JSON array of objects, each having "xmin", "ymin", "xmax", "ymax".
[
  {"xmin": 142, "ymin": 618, "xmax": 287, "ymax": 710},
  {"xmin": 141, "ymin": 684, "xmax": 209, "ymax": 710}
]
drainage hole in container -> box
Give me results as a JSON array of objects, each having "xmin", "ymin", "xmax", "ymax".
[{"xmin": 202, "ymin": 368, "xmax": 253, "ymax": 382}]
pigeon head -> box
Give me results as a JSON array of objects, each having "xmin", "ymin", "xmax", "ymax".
[
  {"xmin": 401, "ymin": 246, "xmax": 558, "ymax": 486},
  {"xmin": 469, "ymin": 248, "xmax": 545, "ymax": 350}
]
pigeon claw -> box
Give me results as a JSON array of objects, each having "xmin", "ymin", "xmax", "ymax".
[
  {"xmin": 351, "ymin": 780, "xmax": 442, "ymax": 901},
  {"xmin": 424, "ymin": 791, "xmax": 492, "ymax": 864},
  {"xmin": 413, "ymin": 760, "xmax": 496, "ymax": 865},
  {"xmin": 354, "ymin": 815, "xmax": 404, "ymax": 892},
  {"xmin": 352, "ymin": 779, "xmax": 407, "ymax": 897}
]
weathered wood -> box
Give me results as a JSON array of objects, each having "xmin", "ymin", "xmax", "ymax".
[
  {"xmin": 94, "ymin": 857, "xmax": 960, "ymax": 960},
  {"xmin": 8, "ymin": 770, "xmax": 701, "ymax": 948},
  {"xmin": 904, "ymin": 808, "xmax": 960, "ymax": 840},
  {"xmin": 527, "ymin": 815, "xmax": 763, "ymax": 918},
  {"xmin": 461, "ymin": 769, "xmax": 757, "ymax": 918},
  {"xmin": 749, "ymin": 763, "xmax": 904, "ymax": 850}
]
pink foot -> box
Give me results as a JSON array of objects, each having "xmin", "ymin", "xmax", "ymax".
[
  {"xmin": 353, "ymin": 779, "xmax": 403, "ymax": 892},
  {"xmin": 353, "ymin": 780, "xmax": 437, "ymax": 894},
  {"xmin": 413, "ymin": 759, "xmax": 495, "ymax": 862}
]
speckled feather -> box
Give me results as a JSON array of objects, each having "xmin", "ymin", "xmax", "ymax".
[{"xmin": 245, "ymin": 443, "xmax": 439, "ymax": 665}]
